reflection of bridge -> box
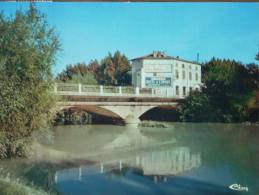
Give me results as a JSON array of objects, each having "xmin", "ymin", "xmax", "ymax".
[
  {"xmin": 55, "ymin": 83, "xmax": 184, "ymax": 124},
  {"xmin": 54, "ymin": 146, "xmax": 201, "ymax": 184}
]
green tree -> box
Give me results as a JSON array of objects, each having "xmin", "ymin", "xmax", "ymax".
[
  {"xmin": 203, "ymin": 58, "xmax": 254, "ymax": 122},
  {"xmin": 246, "ymin": 63, "xmax": 259, "ymax": 90},
  {"xmin": 180, "ymin": 58, "xmax": 258, "ymax": 122},
  {"xmin": 179, "ymin": 91, "xmax": 214, "ymax": 122},
  {"xmin": 57, "ymin": 51, "xmax": 131, "ymax": 86},
  {"xmin": 68, "ymin": 73, "xmax": 98, "ymax": 85},
  {"xmin": 0, "ymin": 4, "xmax": 60, "ymax": 158},
  {"xmin": 99, "ymin": 51, "xmax": 131, "ymax": 86}
]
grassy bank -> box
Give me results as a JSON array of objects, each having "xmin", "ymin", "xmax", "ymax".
[{"xmin": 0, "ymin": 176, "xmax": 48, "ymax": 195}]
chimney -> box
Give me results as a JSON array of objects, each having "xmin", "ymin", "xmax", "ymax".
[{"xmin": 153, "ymin": 51, "xmax": 158, "ymax": 57}]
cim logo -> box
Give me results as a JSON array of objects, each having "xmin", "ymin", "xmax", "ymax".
[{"xmin": 229, "ymin": 184, "xmax": 248, "ymax": 192}]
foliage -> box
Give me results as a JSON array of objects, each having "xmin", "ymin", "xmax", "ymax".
[
  {"xmin": 179, "ymin": 91, "xmax": 214, "ymax": 122},
  {"xmin": 99, "ymin": 51, "xmax": 131, "ymax": 86},
  {"xmin": 68, "ymin": 73, "xmax": 98, "ymax": 85},
  {"xmin": 57, "ymin": 51, "xmax": 131, "ymax": 86},
  {"xmin": 179, "ymin": 57, "xmax": 259, "ymax": 122},
  {"xmin": 0, "ymin": 4, "xmax": 60, "ymax": 158},
  {"xmin": 0, "ymin": 175, "xmax": 49, "ymax": 195},
  {"xmin": 0, "ymin": 178, "xmax": 48, "ymax": 195},
  {"xmin": 57, "ymin": 60, "xmax": 99, "ymax": 83},
  {"xmin": 55, "ymin": 109, "xmax": 92, "ymax": 125},
  {"xmin": 246, "ymin": 63, "xmax": 259, "ymax": 90}
]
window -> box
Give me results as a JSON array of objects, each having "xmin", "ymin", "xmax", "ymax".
[
  {"xmin": 182, "ymin": 64, "xmax": 185, "ymax": 68},
  {"xmin": 189, "ymin": 87, "xmax": 192, "ymax": 94},
  {"xmin": 183, "ymin": 86, "xmax": 186, "ymax": 96},
  {"xmin": 175, "ymin": 70, "xmax": 179, "ymax": 79},
  {"xmin": 195, "ymin": 66, "xmax": 198, "ymax": 71},
  {"xmin": 189, "ymin": 72, "xmax": 192, "ymax": 80},
  {"xmin": 195, "ymin": 73, "xmax": 198, "ymax": 81},
  {"xmin": 176, "ymin": 63, "xmax": 178, "ymax": 67},
  {"xmin": 176, "ymin": 86, "xmax": 179, "ymax": 95},
  {"xmin": 189, "ymin": 65, "xmax": 191, "ymax": 69},
  {"xmin": 153, "ymin": 72, "xmax": 157, "ymax": 76},
  {"xmin": 182, "ymin": 70, "xmax": 186, "ymax": 79}
]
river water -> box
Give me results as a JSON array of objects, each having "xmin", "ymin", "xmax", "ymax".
[{"xmin": 0, "ymin": 123, "xmax": 258, "ymax": 195}]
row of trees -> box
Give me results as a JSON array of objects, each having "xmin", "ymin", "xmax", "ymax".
[
  {"xmin": 57, "ymin": 51, "xmax": 131, "ymax": 86},
  {"xmin": 179, "ymin": 57, "xmax": 259, "ymax": 122}
]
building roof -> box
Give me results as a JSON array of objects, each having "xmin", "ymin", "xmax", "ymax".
[{"xmin": 131, "ymin": 51, "xmax": 202, "ymax": 65}]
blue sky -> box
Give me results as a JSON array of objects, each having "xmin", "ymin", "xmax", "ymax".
[{"xmin": 1, "ymin": 2, "xmax": 259, "ymax": 74}]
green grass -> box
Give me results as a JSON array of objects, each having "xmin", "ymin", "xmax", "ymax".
[{"xmin": 0, "ymin": 176, "xmax": 48, "ymax": 195}]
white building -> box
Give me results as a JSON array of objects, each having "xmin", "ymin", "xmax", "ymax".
[{"xmin": 131, "ymin": 51, "xmax": 202, "ymax": 97}]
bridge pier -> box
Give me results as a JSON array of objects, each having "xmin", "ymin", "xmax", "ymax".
[
  {"xmin": 100, "ymin": 105, "xmax": 155, "ymax": 125},
  {"xmin": 124, "ymin": 115, "xmax": 140, "ymax": 125}
]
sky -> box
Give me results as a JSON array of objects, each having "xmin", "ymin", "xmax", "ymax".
[{"xmin": 0, "ymin": 2, "xmax": 259, "ymax": 74}]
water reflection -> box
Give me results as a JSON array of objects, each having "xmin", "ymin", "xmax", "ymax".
[
  {"xmin": 54, "ymin": 146, "xmax": 202, "ymax": 184},
  {"xmin": 1, "ymin": 124, "xmax": 258, "ymax": 195},
  {"xmin": 138, "ymin": 147, "xmax": 201, "ymax": 176},
  {"xmin": 52, "ymin": 127, "xmax": 209, "ymax": 195}
]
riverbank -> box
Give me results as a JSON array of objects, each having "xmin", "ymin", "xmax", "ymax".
[{"xmin": 0, "ymin": 176, "xmax": 48, "ymax": 195}]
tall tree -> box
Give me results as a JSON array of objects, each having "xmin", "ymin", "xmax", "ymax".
[
  {"xmin": 0, "ymin": 4, "xmax": 60, "ymax": 158},
  {"xmin": 99, "ymin": 51, "xmax": 131, "ymax": 86}
]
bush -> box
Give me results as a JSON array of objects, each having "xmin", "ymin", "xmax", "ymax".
[{"xmin": 179, "ymin": 91, "xmax": 215, "ymax": 122}]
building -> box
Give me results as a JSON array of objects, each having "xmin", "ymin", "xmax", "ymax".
[{"xmin": 131, "ymin": 51, "xmax": 202, "ymax": 97}]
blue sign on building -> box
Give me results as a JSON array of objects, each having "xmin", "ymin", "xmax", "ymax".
[{"xmin": 145, "ymin": 77, "xmax": 171, "ymax": 87}]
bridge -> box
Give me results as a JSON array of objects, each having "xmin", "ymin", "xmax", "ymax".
[{"xmin": 55, "ymin": 83, "xmax": 185, "ymax": 124}]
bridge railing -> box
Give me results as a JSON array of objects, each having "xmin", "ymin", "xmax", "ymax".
[
  {"xmin": 82, "ymin": 85, "xmax": 100, "ymax": 93},
  {"xmin": 54, "ymin": 83, "xmax": 185, "ymax": 98}
]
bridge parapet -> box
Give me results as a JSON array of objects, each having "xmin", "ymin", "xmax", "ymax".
[{"xmin": 54, "ymin": 83, "xmax": 185, "ymax": 98}]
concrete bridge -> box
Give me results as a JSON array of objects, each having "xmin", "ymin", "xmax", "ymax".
[{"xmin": 55, "ymin": 83, "xmax": 185, "ymax": 124}]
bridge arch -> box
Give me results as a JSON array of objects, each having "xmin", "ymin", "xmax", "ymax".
[
  {"xmin": 59, "ymin": 105, "xmax": 123, "ymax": 121},
  {"xmin": 139, "ymin": 106, "xmax": 179, "ymax": 121},
  {"xmin": 59, "ymin": 104, "xmax": 158, "ymax": 124}
]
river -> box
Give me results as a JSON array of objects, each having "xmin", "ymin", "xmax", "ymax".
[{"xmin": 0, "ymin": 123, "xmax": 258, "ymax": 195}]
